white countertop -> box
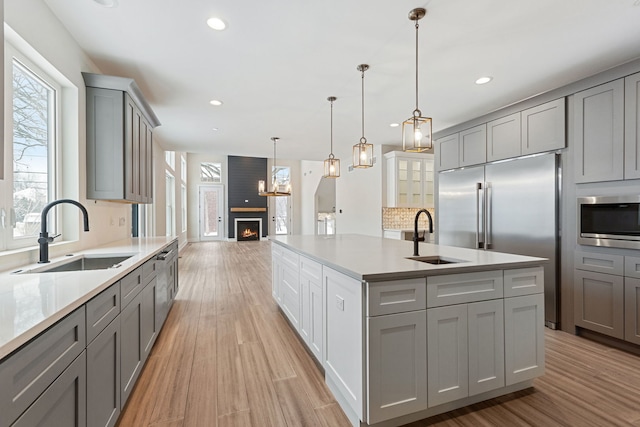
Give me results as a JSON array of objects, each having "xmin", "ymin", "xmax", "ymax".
[
  {"xmin": 272, "ymin": 234, "xmax": 545, "ymax": 282},
  {"xmin": 0, "ymin": 237, "xmax": 176, "ymax": 360}
]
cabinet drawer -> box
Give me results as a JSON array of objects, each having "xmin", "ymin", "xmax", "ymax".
[
  {"xmin": 142, "ymin": 257, "xmax": 157, "ymax": 285},
  {"xmin": 625, "ymin": 256, "xmax": 640, "ymax": 279},
  {"xmin": 300, "ymin": 256, "xmax": 322, "ymax": 282},
  {"xmin": 0, "ymin": 307, "xmax": 86, "ymax": 427},
  {"xmin": 427, "ymin": 270, "xmax": 503, "ymax": 308},
  {"xmin": 575, "ymin": 251, "xmax": 624, "ymax": 276},
  {"xmin": 121, "ymin": 266, "xmax": 143, "ymax": 308},
  {"xmin": 86, "ymin": 282, "xmax": 120, "ymax": 344},
  {"xmin": 504, "ymin": 266, "xmax": 544, "ymax": 297},
  {"xmin": 367, "ymin": 278, "xmax": 426, "ymax": 316},
  {"xmin": 281, "ymin": 247, "xmax": 300, "ymax": 272}
]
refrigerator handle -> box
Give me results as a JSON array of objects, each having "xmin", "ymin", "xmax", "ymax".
[
  {"xmin": 485, "ymin": 182, "xmax": 492, "ymax": 249},
  {"xmin": 476, "ymin": 182, "xmax": 484, "ymax": 249}
]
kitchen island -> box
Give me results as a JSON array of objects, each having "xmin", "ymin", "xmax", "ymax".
[{"xmin": 271, "ymin": 234, "xmax": 546, "ymax": 427}]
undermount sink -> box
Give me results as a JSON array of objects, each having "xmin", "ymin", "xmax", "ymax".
[
  {"xmin": 19, "ymin": 254, "xmax": 135, "ymax": 274},
  {"xmin": 405, "ymin": 255, "xmax": 465, "ymax": 265}
]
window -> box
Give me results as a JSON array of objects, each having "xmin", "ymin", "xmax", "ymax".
[
  {"xmin": 181, "ymin": 184, "xmax": 187, "ymax": 233},
  {"xmin": 2, "ymin": 44, "xmax": 61, "ymax": 250},
  {"xmin": 165, "ymin": 151, "xmax": 175, "ymax": 170},
  {"xmin": 181, "ymin": 155, "xmax": 187, "ymax": 182},
  {"xmin": 200, "ymin": 162, "xmax": 221, "ymax": 183},
  {"xmin": 273, "ymin": 166, "xmax": 291, "ymax": 235},
  {"xmin": 166, "ymin": 172, "xmax": 175, "ymax": 237}
]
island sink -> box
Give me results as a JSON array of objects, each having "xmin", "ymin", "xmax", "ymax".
[
  {"xmin": 405, "ymin": 255, "xmax": 465, "ymax": 265},
  {"xmin": 21, "ymin": 254, "xmax": 135, "ymax": 273}
]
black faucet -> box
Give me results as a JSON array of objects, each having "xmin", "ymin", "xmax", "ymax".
[
  {"xmin": 38, "ymin": 199, "xmax": 90, "ymax": 263},
  {"xmin": 413, "ymin": 208, "xmax": 433, "ymax": 257}
]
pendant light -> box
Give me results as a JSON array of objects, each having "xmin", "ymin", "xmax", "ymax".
[
  {"xmin": 402, "ymin": 8, "xmax": 432, "ymax": 153},
  {"xmin": 323, "ymin": 96, "xmax": 340, "ymax": 178},
  {"xmin": 353, "ymin": 64, "xmax": 374, "ymax": 168},
  {"xmin": 258, "ymin": 137, "xmax": 291, "ymax": 196}
]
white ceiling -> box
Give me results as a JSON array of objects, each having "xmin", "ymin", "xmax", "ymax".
[{"xmin": 43, "ymin": 0, "xmax": 640, "ymax": 161}]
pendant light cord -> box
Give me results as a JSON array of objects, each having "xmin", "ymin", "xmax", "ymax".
[
  {"xmin": 330, "ymin": 99, "xmax": 334, "ymax": 156},
  {"xmin": 415, "ymin": 20, "xmax": 420, "ymax": 113},
  {"xmin": 361, "ymin": 68, "xmax": 366, "ymax": 143}
]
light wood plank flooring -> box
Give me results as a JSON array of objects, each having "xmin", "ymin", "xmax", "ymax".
[{"xmin": 117, "ymin": 241, "xmax": 640, "ymax": 427}]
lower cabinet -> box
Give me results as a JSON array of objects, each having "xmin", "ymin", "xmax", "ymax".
[
  {"xmin": 120, "ymin": 291, "xmax": 143, "ymax": 406},
  {"xmin": 141, "ymin": 277, "xmax": 157, "ymax": 359},
  {"xmin": 299, "ymin": 256, "xmax": 324, "ymax": 361},
  {"xmin": 87, "ymin": 318, "xmax": 120, "ymax": 427},
  {"xmin": 427, "ymin": 299, "xmax": 505, "ymax": 407},
  {"xmin": 625, "ymin": 277, "xmax": 640, "ymax": 345},
  {"xmin": 574, "ymin": 269, "xmax": 624, "ymax": 339},
  {"xmin": 504, "ymin": 294, "xmax": 545, "ymax": 385},
  {"xmin": 13, "ymin": 352, "xmax": 87, "ymax": 427},
  {"xmin": 367, "ymin": 310, "xmax": 427, "ymax": 423}
]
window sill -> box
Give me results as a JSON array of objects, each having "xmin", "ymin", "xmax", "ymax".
[{"xmin": 0, "ymin": 240, "xmax": 78, "ymax": 273}]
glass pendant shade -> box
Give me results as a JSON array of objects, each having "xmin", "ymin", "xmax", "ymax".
[
  {"xmin": 323, "ymin": 96, "xmax": 340, "ymax": 178},
  {"xmin": 352, "ymin": 140, "xmax": 374, "ymax": 168},
  {"xmin": 402, "ymin": 113, "xmax": 432, "ymax": 152}
]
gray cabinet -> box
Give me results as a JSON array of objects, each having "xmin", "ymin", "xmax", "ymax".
[
  {"xmin": 86, "ymin": 282, "xmax": 120, "ymax": 344},
  {"xmin": 120, "ymin": 290, "xmax": 144, "ymax": 406},
  {"xmin": 574, "ymin": 269, "xmax": 624, "ymax": 339},
  {"xmin": 625, "ymin": 72, "xmax": 640, "ymax": 179},
  {"xmin": 459, "ymin": 124, "xmax": 487, "ymax": 167},
  {"xmin": 12, "ymin": 352, "xmax": 87, "ymax": 427},
  {"xmin": 83, "ymin": 72, "xmax": 160, "ymax": 203},
  {"xmin": 574, "ymin": 79, "xmax": 624, "ymax": 183},
  {"xmin": 141, "ymin": 277, "xmax": 158, "ymax": 359},
  {"xmin": 0, "ymin": 307, "xmax": 86, "ymax": 427},
  {"xmin": 87, "ymin": 318, "xmax": 120, "ymax": 427},
  {"xmin": 435, "ymin": 133, "xmax": 460, "ymax": 171},
  {"xmin": 625, "ymin": 277, "xmax": 640, "ymax": 345},
  {"xmin": 487, "ymin": 112, "xmax": 521, "ymax": 162},
  {"xmin": 521, "ymin": 98, "xmax": 566, "ymax": 155},
  {"xmin": 504, "ymin": 293, "xmax": 545, "ymax": 385}
]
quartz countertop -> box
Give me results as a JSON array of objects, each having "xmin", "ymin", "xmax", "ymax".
[
  {"xmin": 0, "ymin": 237, "xmax": 176, "ymax": 360},
  {"xmin": 272, "ymin": 234, "xmax": 545, "ymax": 282}
]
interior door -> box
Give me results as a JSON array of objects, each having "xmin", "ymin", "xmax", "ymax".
[{"xmin": 199, "ymin": 185, "xmax": 224, "ymax": 241}]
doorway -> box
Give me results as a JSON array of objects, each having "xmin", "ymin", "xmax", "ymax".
[{"xmin": 199, "ymin": 185, "xmax": 224, "ymax": 240}]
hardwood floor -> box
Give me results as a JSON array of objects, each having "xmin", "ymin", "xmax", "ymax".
[{"xmin": 117, "ymin": 241, "xmax": 640, "ymax": 427}]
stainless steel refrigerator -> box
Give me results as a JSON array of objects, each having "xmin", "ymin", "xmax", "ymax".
[{"xmin": 438, "ymin": 152, "xmax": 559, "ymax": 328}]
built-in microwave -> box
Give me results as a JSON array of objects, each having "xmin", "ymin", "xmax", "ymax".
[{"xmin": 578, "ymin": 195, "xmax": 640, "ymax": 249}]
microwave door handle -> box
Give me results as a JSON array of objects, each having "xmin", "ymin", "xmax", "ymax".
[
  {"xmin": 485, "ymin": 182, "xmax": 492, "ymax": 250},
  {"xmin": 476, "ymin": 182, "xmax": 484, "ymax": 249}
]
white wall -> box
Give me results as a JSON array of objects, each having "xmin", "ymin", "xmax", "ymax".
[{"xmin": 300, "ymin": 160, "xmax": 324, "ymax": 235}]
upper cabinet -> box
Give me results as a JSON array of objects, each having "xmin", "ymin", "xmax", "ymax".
[
  {"xmin": 83, "ymin": 73, "xmax": 160, "ymax": 203},
  {"xmin": 625, "ymin": 72, "xmax": 640, "ymax": 180},
  {"xmin": 435, "ymin": 98, "xmax": 565, "ymax": 171},
  {"xmin": 574, "ymin": 79, "xmax": 624, "ymax": 183},
  {"xmin": 384, "ymin": 151, "xmax": 434, "ymax": 208}
]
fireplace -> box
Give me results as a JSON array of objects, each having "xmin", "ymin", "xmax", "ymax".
[{"xmin": 235, "ymin": 218, "xmax": 262, "ymax": 241}]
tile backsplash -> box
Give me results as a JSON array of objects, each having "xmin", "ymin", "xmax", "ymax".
[{"xmin": 382, "ymin": 207, "xmax": 435, "ymax": 230}]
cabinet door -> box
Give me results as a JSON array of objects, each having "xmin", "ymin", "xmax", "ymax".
[
  {"xmin": 459, "ymin": 124, "xmax": 486, "ymax": 166},
  {"xmin": 423, "ymin": 157, "xmax": 434, "ymax": 207},
  {"xmin": 272, "ymin": 246, "xmax": 282, "ymax": 303},
  {"xmin": 427, "ymin": 304, "xmax": 468, "ymax": 407},
  {"xmin": 121, "ymin": 291, "xmax": 143, "ymax": 406},
  {"xmin": 87, "ymin": 318, "xmax": 121, "ymax": 427},
  {"xmin": 504, "ymin": 294, "xmax": 545, "ymax": 385},
  {"xmin": 574, "ymin": 269, "xmax": 624, "ymax": 339},
  {"xmin": 468, "ymin": 299, "xmax": 505, "ymax": 396},
  {"xmin": 281, "ymin": 263, "xmax": 301, "ymax": 330},
  {"xmin": 324, "ymin": 267, "xmax": 364, "ymax": 419},
  {"xmin": 86, "ymin": 282, "xmax": 120, "ymax": 344},
  {"xmin": 625, "ymin": 72, "xmax": 640, "ymax": 179},
  {"xmin": 141, "ymin": 277, "xmax": 157, "ymax": 360},
  {"xmin": 367, "ymin": 311, "xmax": 427, "ymax": 424},
  {"xmin": 574, "ymin": 79, "xmax": 624, "ymax": 183},
  {"xmin": 625, "ymin": 277, "xmax": 640, "ymax": 345},
  {"xmin": 299, "ymin": 271, "xmax": 311, "ymax": 345},
  {"xmin": 396, "ymin": 158, "xmax": 410, "ymax": 206},
  {"xmin": 408, "ymin": 159, "xmax": 423, "ymax": 207},
  {"xmin": 146, "ymin": 125, "xmax": 154, "ymax": 203},
  {"xmin": 139, "ymin": 118, "xmax": 149, "ymax": 203},
  {"xmin": 124, "ymin": 95, "xmax": 142, "ymax": 202},
  {"xmin": 521, "ymin": 98, "xmax": 566, "ymax": 155},
  {"xmin": 309, "ymin": 279, "xmax": 324, "ymax": 362},
  {"xmin": 487, "ymin": 112, "xmax": 521, "ymax": 161},
  {"xmin": 86, "ymin": 87, "xmax": 125, "ymax": 200},
  {"xmin": 435, "ymin": 133, "xmax": 459, "ymax": 171},
  {"xmin": 12, "ymin": 352, "xmax": 87, "ymax": 427}
]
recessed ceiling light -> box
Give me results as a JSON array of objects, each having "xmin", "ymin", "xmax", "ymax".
[
  {"xmin": 475, "ymin": 76, "xmax": 493, "ymax": 85},
  {"xmin": 209, "ymin": 99, "xmax": 223, "ymax": 106},
  {"xmin": 212, "ymin": 127, "xmax": 219, "ymax": 131},
  {"xmin": 389, "ymin": 123, "xmax": 400, "ymax": 128},
  {"xmin": 207, "ymin": 17, "xmax": 227, "ymax": 31},
  {"xmin": 93, "ymin": 0, "xmax": 118, "ymax": 7}
]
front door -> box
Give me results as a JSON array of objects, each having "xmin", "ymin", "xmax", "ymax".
[{"xmin": 199, "ymin": 185, "xmax": 224, "ymax": 240}]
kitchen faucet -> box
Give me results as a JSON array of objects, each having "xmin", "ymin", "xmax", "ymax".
[
  {"xmin": 413, "ymin": 208, "xmax": 433, "ymax": 257},
  {"xmin": 38, "ymin": 199, "xmax": 90, "ymax": 263}
]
